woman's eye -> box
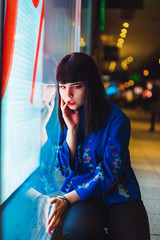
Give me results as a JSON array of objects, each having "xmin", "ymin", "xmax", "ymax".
[{"xmin": 73, "ymin": 85, "xmax": 83, "ymax": 89}]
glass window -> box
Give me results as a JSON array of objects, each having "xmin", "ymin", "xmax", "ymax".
[
  {"xmin": 1, "ymin": 0, "xmax": 45, "ymax": 204},
  {"xmin": 2, "ymin": 0, "xmax": 81, "ymax": 238},
  {"xmin": 1, "ymin": 0, "xmax": 81, "ymax": 204}
]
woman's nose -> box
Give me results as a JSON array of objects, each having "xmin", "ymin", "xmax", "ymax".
[{"xmin": 66, "ymin": 87, "xmax": 73, "ymax": 98}]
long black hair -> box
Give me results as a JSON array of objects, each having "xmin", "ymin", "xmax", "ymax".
[{"xmin": 56, "ymin": 52, "xmax": 108, "ymax": 135}]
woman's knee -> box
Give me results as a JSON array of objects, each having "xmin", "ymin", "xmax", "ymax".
[
  {"xmin": 62, "ymin": 201, "xmax": 107, "ymax": 240},
  {"xmin": 62, "ymin": 220, "xmax": 93, "ymax": 240},
  {"xmin": 63, "ymin": 223, "xmax": 107, "ymax": 240},
  {"xmin": 107, "ymin": 200, "xmax": 150, "ymax": 240}
]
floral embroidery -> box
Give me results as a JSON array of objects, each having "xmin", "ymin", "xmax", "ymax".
[
  {"xmin": 77, "ymin": 175, "xmax": 99, "ymax": 190},
  {"xmin": 117, "ymin": 183, "xmax": 130, "ymax": 199},
  {"xmin": 65, "ymin": 181, "xmax": 72, "ymax": 192},
  {"xmin": 96, "ymin": 162, "xmax": 105, "ymax": 181},
  {"xmin": 77, "ymin": 162, "xmax": 104, "ymax": 190},
  {"xmin": 113, "ymin": 156, "xmax": 122, "ymax": 175},
  {"xmin": 109, "ymin": 145, "xmax": 116, "ymax": 150},
  {"xmin": 57, "ymin": 165, "xmax": 69, "ymax": 175},
  {"xmin": 109, "ymin": 144, "xmax": 130, "ymax": 199},
  {"xmin": 77, "ymin": 144, "xmax": 83, "ymax": 163},
  {"xmin": 109, "ymin": 145, "xmax": 122, "ymax": 176},
  {"xmin": 83, "ymin": 144, "xmax": 95, "ymax": 172}
]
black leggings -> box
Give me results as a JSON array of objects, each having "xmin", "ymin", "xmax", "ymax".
[{"xmin": 62, "ymin": 199, "xmax": 150, "ymax": 240}]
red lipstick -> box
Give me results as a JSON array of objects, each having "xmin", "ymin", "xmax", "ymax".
[{"xmin": 67, "ymin": 101, "xmax": 75, "ymax": 106}]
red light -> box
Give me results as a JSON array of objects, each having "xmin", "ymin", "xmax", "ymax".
[{"xmin": 143, "ymin": 90, "xmax": 152, "ymax": 98}]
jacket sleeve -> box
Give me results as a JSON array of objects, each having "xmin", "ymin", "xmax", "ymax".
[
  {"xmin": 56, "ymin": 131, "xmax": 78, "ymax": 177},
  {"xmin": 71, "ymin": 114, "xmax": 131, "ymax": 201}
]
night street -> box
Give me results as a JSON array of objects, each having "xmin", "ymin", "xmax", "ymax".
[{"xmin": 124, "ymin": 108, "xmax": 160, "ymax": 240}]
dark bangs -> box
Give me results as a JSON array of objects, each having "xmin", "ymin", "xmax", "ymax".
[{"xmin": 56, "ymin": 54, "xmax": 84, "ymax": 84}]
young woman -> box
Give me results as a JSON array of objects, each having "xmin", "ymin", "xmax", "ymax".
[{"xmin": 48, "ymin": 52, "xmax": 150, "ymax": 240}]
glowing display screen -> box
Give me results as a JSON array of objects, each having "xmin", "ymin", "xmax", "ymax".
[{"xmin": 1, "ymin": 0, "xmax": 44, "ymax": 203}]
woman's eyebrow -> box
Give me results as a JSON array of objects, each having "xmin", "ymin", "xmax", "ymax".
[
  {"xmin": 70, "ymin": 82, "xmax": 83, "ymax": 86},
  {"xmin": 58, "ymin": 82, "xmax": 83, "ymax": 86}
]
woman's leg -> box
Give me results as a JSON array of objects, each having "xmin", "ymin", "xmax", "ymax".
[
  {"xmin": 62, "ymin": 201, "xmax": 108, "ymax": 240},
  {"xmin": 106, "ymin": 199, "xmax": 150, "ymax": 240}
]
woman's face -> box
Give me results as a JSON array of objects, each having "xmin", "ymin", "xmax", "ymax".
[
  {"xmin": 59, "ymin": 81, "xmax": 85, "ymax": 110},
  {"xmin": 41, "ymin": 83, "xmax": 56, "ymax": 108}
]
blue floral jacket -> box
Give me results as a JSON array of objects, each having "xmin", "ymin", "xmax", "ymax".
[{"xmin": 57, "ymin": 101, "xmax": 141, "ymax": 205}]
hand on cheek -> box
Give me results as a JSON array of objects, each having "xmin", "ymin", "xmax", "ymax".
[{"xmin": 60, "ymin": 97, "xmax": 79, "ymax": 130}]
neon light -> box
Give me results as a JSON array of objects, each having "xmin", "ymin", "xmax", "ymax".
[
  {"xmin": 32, "ymin": 0, "xmax": 40, "ymax": 8},
  {"xmin": 100, "ymin": 0, "xmax": 105, "ymax": 32},
  {"xmin": 1, "ymin": 0, "xmax": 44, "ymax": 204},
  {"xmin": 1, "ymin": 0, "xmax": 19, "ymax": 99},
  {"xmin": 30, "ymin": 0, "xmax": 44, "ymax": 104},
  {"xmin": 132, "ymin": 73, "xmax": 140, "ymax": 82}
]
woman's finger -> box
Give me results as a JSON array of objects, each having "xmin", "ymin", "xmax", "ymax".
[
  {"xmin": 50, "ymin": 198, "xmax": 57, "ymax": 204},
  {"xmin": 48, "ymin": 214, "xmax": 57, "ymax": 229},
  {"xmin": 48, "ymin": 216, "xmax": 60, "ymax": 232},
  {"xmin": 61, "ymin": 98, "xmax": 68, "ymax": 111},
  {"xmin": 60, "ymin": 97, "xmax": 64, "ymax": 110},
  {"xmin": 48, "ymin": 199, "xmax": 67, "ymax": 232},
  {"xmin": 62, "ymin": 102, "xmax": 68, "ymax": 112},
  {"xmin": 48, "ymin": 207, "xmax": 63, "ymax": 231},
  {"xmin": 48, "ymin": 199, "xmax": 62, "ymax": 224},
  {"xmin": 48, "ymin": 209, "xmax": 64, "ymax": 232},
  {"xmin": 48, "ymin": 216, "xmax": 57, "ymax": 232},
  {"xmin": 74, "ymin": 110, "xmax": 79, "ymax": 116},
  {"xmin": 48, "ymin": 208, "xmax": 57, "ymax": 225}
]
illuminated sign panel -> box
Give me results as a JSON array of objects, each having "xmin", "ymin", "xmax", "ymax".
[{"xmin": 1, "ymin": 0, "xmax": 44, "ymax": 204}]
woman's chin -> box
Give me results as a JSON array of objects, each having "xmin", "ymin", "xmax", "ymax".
[{"xmin": 68, "ymin": 105, "xmax": 78, "ymax": 111}]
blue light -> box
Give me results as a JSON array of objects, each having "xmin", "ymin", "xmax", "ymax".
[
  {"xmin": 1, "ymin": 0, "xmax": 44, "ymax": 204},
  {"xmin": 106, "ymin": 83, "xmax": 119, "ymax": 96}
]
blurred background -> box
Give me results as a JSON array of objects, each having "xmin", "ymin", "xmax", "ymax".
[
  {"xmin": 0, "ymin": 0, "xmax": 160, "ymax": 239},
  {"xmin": 81, "ymin": 0, "xmax": 160, "ymax": 113}
]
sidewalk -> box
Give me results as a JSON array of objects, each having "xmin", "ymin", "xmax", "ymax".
[{"xmin": 123, "ymin": 108, "xmax": 160, "ymax": 240}]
